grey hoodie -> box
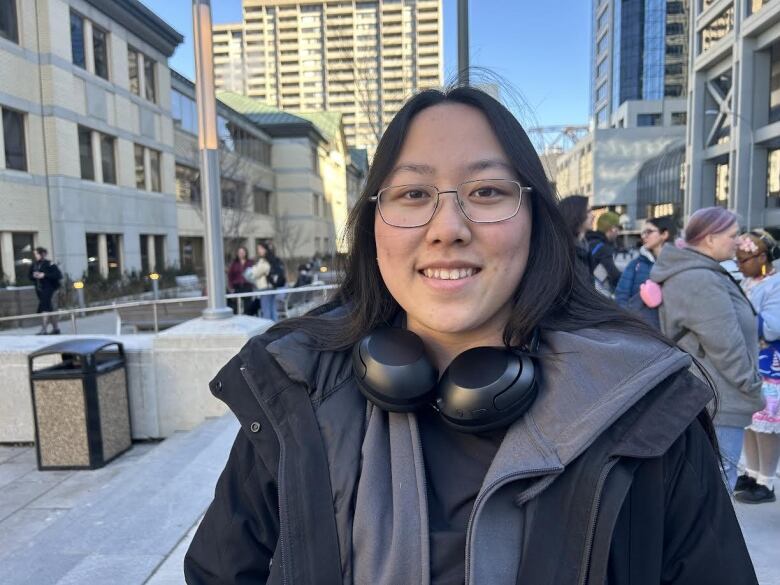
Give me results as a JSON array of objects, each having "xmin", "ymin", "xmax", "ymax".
[{"xmin": 650, "ymin": 245, "xmax": 762, "ymax": 426}]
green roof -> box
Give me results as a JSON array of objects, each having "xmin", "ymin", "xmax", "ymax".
[
  {"xmin": 295, "ymin": 111, "xmax": 343, "ymax": 144},
  {"xmin": 217, "ymin": 91, "xmax": 309, "ymax": 126}
]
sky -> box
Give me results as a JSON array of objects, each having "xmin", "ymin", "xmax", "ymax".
[{"xmin": 141, "ymin": 0, "xmax": 591, "ymax": 128}]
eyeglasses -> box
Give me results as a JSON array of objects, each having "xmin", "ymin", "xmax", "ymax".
[
  {"xmin": 641, "ymin": 228, "xmax": 659, "ymax": 237},
  {"xmin": 737, "ymin": 253, "xmax": 763, "ymax": 265},
  {"xmin": 369, "ymin": 179, "xmax": 531, "ymax": 228}
]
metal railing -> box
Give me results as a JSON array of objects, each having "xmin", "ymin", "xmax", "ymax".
[{"xmin": 0, "ymin": 284, "xmax": 338, "ymax": 334}]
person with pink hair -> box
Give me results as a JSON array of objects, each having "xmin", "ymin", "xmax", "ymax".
[{"xmin": 650, "ymin": 207, "xmax": 763, "ymax": 490}]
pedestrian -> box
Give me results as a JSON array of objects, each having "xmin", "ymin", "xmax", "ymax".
[
  {"xmin": 29, "ymin": 247, "xmax": 62, "ymax": 335},
  {"xmin": 226, "ymin": 246, "xmax": 254, "ymax": 315},
  {"xmin": 614, "ymin": 215, "xmax": 677, "ymax": 327},
  {"xmin": 586, "ymin": 210, "xmax": 622, "ymax": 294},
  {"xmin": 558, "ymin": 194, "xmax": 595, "ymax": 277},
  {"xmin": 650, "ymin": 207, "xmax": 763, "ymax": 490},
  {"xmin": 294, "ymin": 262, "xmax": 313, "ymax": 288},
  {"xmin": 734, "ymin": 230, "xmax": 780, "ymax": 504},
  {"xmin": 185, "ymin": 87, "xmax": 757, "ymax": 585},
  {"xmin": 250, "ymin": 243, "xmax": 272, "ymax": 319}
]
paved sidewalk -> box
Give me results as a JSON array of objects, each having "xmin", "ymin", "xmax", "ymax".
[
  {"xmin": 0, "ymin": 415, "xmax": 238, "ymax": 585},
  {"xmin": 0, "ymin": 413, "xmax": 778, "ymax": 584}
]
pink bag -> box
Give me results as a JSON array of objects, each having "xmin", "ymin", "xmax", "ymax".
[{"xmin": 639, "ymin": 280, "xmax": 663, "ymax": 308}]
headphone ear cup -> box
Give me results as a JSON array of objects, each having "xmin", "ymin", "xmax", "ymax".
[
  {"xmin": 352, "ymin": 328, "xmax": 438, "ymax": 412},
  {"xmin": 436, "ymin": 347, "xmax": 538, "ymax": 433}
]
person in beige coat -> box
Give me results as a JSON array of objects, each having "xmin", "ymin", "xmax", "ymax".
[
  {"xmin": 650, "ymin": 207, "xmax": 762, "ymax": 489},
  {"xmin": 251, "ymin": 244, "xmax": 271, "ymax": 318}
]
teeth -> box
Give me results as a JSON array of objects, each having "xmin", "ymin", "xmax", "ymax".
[{"xmin": 423, "ymin": 268, "xmax": 475, "ymax": 280}]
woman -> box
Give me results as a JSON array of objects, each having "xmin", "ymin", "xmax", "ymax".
[
  {"xmin": 251, "ymin": 243, "xmax": 272, "ymax": 319},
  {"xmin": 226, "ymin": 246, "xmax": 253, "ymax": 315},
  {"xmin": 615, "ymin": 215, "xmax": 676, "ymax": 326},
  {"xmin": 558, "ymin": 194, "xmax": 594, "ymax": 277},
  {"xmin": 735, "ymin": 230, "xmax": 780, "ymax": 503},
  {"xmin": 650, "ymin": 207, "xmax": 763, "ymax": 490},
  {"xmin": 185, "ymin": 88, "xmax": 756, "ymax": 584}
]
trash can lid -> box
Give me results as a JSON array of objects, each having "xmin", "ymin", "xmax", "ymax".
[{"xmin": 29, "ymin": 338, "xmax": 123, "ymax": 359}]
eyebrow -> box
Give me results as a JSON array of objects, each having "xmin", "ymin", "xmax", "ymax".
[{"xmin": 390, "ymin": 159, "xmax": 515, "ymax": 176}]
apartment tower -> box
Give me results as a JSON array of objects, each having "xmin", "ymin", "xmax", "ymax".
[{"xmin": 212, "ymin": 0, "xmax": 443, "ymax": 152}]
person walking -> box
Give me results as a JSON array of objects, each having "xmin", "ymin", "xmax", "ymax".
[
  {"xmin": 586, "ymin": 211, "xmax": 622, "ymax": 294},
  {"xmin": 185, "ymin": 87, "xmax": 756, "ymax": 585},
  {"xmin": 734, "ymin": 230, "xmax": 780, "ymax": 503},
  {"xmin": 614, "ymin": 215, "xmax": 677, "ymax": 327},
  {"xmin": 650, "ymin": 207, "xmax": 762, "ymax": 489},
  {"xmin": 29, "ymin": 247, "xmax": 62, "ymax": 335},
  {"xmin": 558, "ymin": 194, "xmax": 595, "ymax": 277},
  {"xmin": 226, "ymin": 246, "xmax": 254, "ymax": 315}
]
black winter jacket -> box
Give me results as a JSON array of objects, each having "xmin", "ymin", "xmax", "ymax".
[
  {"xmin": 586, "ymin": 230, "xmax": 622, "ymax": 290},
  {"xmin": 184, "ymin": 322, "xmax": 757, "ymax": 585}
]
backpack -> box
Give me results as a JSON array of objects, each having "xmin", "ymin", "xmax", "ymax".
[
  {"xmin": 268, "ymin": 259, "xmax": 287, "ymax": 289},
  {"xmin": 589, "ymin": 241, "xmax": 613, "ymax": 297},
  {"xmin": 47, "ymin": 262, "xmax": 63, "ymax": 290}
]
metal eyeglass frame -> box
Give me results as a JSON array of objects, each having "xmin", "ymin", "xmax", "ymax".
[{"xmin": 368, "ymin": 179, "xmax": 532, "ymax": 228}]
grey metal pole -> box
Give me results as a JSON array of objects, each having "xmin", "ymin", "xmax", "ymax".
[
  {"xmin": 193, "ymin": 0, "xmax": 232, "ymax": 319},
  {"xmin": 458, "ymin": 0, "xmax": 469, "ymax": 86}
]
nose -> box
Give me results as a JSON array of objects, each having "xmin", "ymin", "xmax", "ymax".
[{"xmin": 424, "ymin": 191, "xmax": 472, "ymax": 245}]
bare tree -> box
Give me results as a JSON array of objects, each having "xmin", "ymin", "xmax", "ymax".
[{"xmin": 273, "ymin": 214, "xmax": 310, "ymax": 261}]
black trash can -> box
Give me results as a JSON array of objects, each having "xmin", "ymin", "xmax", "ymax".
[{"xmin": 28, "ymin": 338, "xmax": 132, "ymax": 470}]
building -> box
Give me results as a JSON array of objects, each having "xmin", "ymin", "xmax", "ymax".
[
  {"xmin": 211, "ymin": 0, "xmax": 443, "ymax": 152},
  {"xmin": 171, "ymin": 72, "xmax": 276, "ymax": 273},
  {"xmin": 592, "ymin": 0, "xmax": 689, "ymax": 128},
  {"xmin": 0, "ymin": 0, "xmax": 182, "ymax": 284},
  {"xmin": 555, "ymin": 115, "xmax": 685, "ymax": 221},
  {"xmin": 685, "ymin": 0, "xmax": 780, "ymax": 230},
  {"xmin": 219, "ymin": 91, "xmax": 364, "ymax": 258}
]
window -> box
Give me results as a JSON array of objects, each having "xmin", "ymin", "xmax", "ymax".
[
  {"xmin": 106, "ymin": 233, "xmax": 121, "ymax": 277},
  {"xmin": 671, "ymin": 112, "xmax": 687, "ymax": 126},
  {"xmin": 71, "ymin": 12, "xmax": 86, "ymax": 69},
  {"xmin": 144, "ymin": 56, "xmax": 157, "ymax": 102},
  {"xmin": 12, "ymin": 232, "xmax": 34, "ymax": 285},
  {"xmin": 171, "ymin": 89, "xmax": 198, "ymax": 134},
  {"xmin": 100, "ymin": 134, "xmax": 115, "ymax": 184},
  {"xmin": 221, "ymin": 178, "xmax": 244, "ymax": 209},
  {"xmin": 312, "ymin": 145, "xmax": 319, "ymax": 173},
  {"xmin": 128, "ymin": 47, "xmax": 140, "ymax": 95},
  {"xmin": 253, "ymin": 187, "xmax": 272, "ymax": 214},
  {"xmin": 666, "ymin": 1, "xmax": 684, "ymax": 14},
  {"xmin": 92, "ymin": 25, "xmax": 109, "ymax": 80},
  {"xmin": 699, "ymin": 6, "xmax": 734, "ymax": 54},
  {"xmin": 140, "ymin": 234, "xmax": 165, "ymax": 273},
  {"xmin": 665, "ymin": 63, "xmax": 683, "ymax": 76},
  {"xmin": 637, "ymin": 113, "xmax": 661, "ymax": 127},
  {"xmin": 78, "ymin": 126, "xmax": 94, "ymax": 180},
  {"xmin": 664, "ymin": 84, "xmax": 683, "ymax": 97},
  {"xmin": 179, "ymin": 236, "xmax": 204, "ymax": 274},
  {"xmin": 176, "ymin": 164, "xmax": 200, "ymax": 203},
  {"xmin": 134, "ymin": 144, "xmax": 145, "ymax": 188},
  {"xmin": 596, "ymin": 82, "xmax": 608, "ymax": 103},
  {"xmin": 770, "ymin": 41, "xmax": 780, "ymax": 123},
  {"xmin": 768, "ymin": 148, "xmax": 780, "ymax": 208},
  {"xmin": 665, "ymin": 44, "xmax": 683, "ymax": 55},
  {"xmin": 86, "ymin": 233, "xmax": 99, "ymax": 276},
  {"xmin": 149, "ymin": 149, "xmax": 161, "ymax": 192},
  {"xmin": 666, "ymin": 23, "xmax": 684, "ymax": 36},
  {"xmin": 596, "ymin": 107, "xmax": 608, "ymax": 128},
  {"xmin": 3, "ymin": 108, "xmax": 26, "ymax": 171},
  {"xmin": 0, "ymin": 0, "xmax": 19, "ymax": 44},
  {"xmin": 312, "ymin": 193, "xmax": 319, "ymax": 216},
  {"xmin": 715, "ymin": 162, "xmax": 729, "ymax": 206},
  {"xmin": 597, "ymin": 34, "xmax": 609, "ymax": 55}
]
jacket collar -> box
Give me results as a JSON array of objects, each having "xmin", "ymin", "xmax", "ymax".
[{"xmin": 263, "ymin": 312, "xmax": 692, "ymax": 482}]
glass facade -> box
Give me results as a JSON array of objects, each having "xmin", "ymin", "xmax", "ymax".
[
  {"xmin": 0, "ymin": 0, "xmax": 18, "ymax": 44},
  {"xmin": 602, "ymin": 0, "xmax": 689, "ymax": 120},
  {"xmin": 637, "ymin": 144, "xmax": 685, "ymax": 219},
  {"xmin": 715, "ymin": 162, "xmax": 730, "ymax": 207},
  {"xmin": 700, "ymin": 6, "xmax": 734, "ymax": 55},
  {"xmin": 767, "ymin": 148, "xmax": 780, "ymax": 208}
]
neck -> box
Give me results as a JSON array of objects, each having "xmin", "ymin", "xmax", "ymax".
[
  {"xmin": 688, "ymin": 244, "xmax": 717, "ymax": 261},
  {"xmin": 407, "ymin": 313, "xmax": 509, "ymax": 373}
]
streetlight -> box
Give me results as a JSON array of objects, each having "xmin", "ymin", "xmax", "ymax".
[
  {"xmin": 458, "ymin": 0, "xmax": 469, "ymax": 86},
  {"xmin": 193, "ymin": 0, "xmax": 232, "ymax": 319},
  {"xmin": 704, "ymin": 108, "xmax": 756, "ymax": 230}
]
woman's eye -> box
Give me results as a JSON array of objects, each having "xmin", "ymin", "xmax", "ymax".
[
  {"xmin": 472, "ymin": 187, "xmax": 503, "ymax": 198},
  {"xmin": 404, "ymin": 190, "xmax": 429, "ymax": 199}
]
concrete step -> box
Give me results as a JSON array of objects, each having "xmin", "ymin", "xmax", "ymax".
[{"xmin": 0, "ymin": 414, "xmax": 239, "ymax": 585}]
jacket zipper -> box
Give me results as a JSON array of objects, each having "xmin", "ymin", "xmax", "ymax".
[
  {"xmin": 240, "ymin": 366, "xmax": 290, "ymax": 585},
  {"xmin": 578, "ymin": 457, "xmax": 619, "ymax": 585},
  {"xmin": 464, "ymin": 465, "xmax": 559, "ymax": 585}
]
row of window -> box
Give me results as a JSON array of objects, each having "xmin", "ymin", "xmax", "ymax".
[
  {"xmin": 70, "ymin": 10, "xmax": 158, "ymax": 103},
  {"xmin": 175, "ymin": 163, "xmax": 273, "ymax": 215}
]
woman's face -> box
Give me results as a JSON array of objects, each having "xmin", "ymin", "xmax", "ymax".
[
  {"xmin": 256, "ymin": 244, "xmax": 267, "ymax": 258},
  {"xmin": 374, "ymin": 103, "xmax": 532, "ymax": 344},
  {"xmin": 705, "ymin": 223, "xmax": 740, "ymax": 262},
  {"xmin": 641, "ymin": 222, "xmax": 667, "ymax": 254},
  {"xmin": 736, "ymin": 239, "xmax": 767, "ymax": 279},
  {"xmin": 581, "ymin": 210, "xmax": 594, "ymax": 235},
  {"xmin": 238, "ymin": 247, "xmax": 247, "ymax": 261}
]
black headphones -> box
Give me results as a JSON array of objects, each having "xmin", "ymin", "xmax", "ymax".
[{"xmin": 351, "ymin": 327, "xmax": 540, "ymax": 434}]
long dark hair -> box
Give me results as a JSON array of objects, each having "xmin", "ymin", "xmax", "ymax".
[
  {"xmin": 273, "ymin": 86, "xmax": 719, "ymax": 450},
  {"xmin": 558, "ymin": 195, "xmax": 590, "ymax": 240}
]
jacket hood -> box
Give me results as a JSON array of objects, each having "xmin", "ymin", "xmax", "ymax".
[
  {"xmin": 259, "ymin": 311, "xmax": 692, "ymax": 479},
  {"xmin": 651, "ymin": 244, "xmax": 726, "ymax": 284}
]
